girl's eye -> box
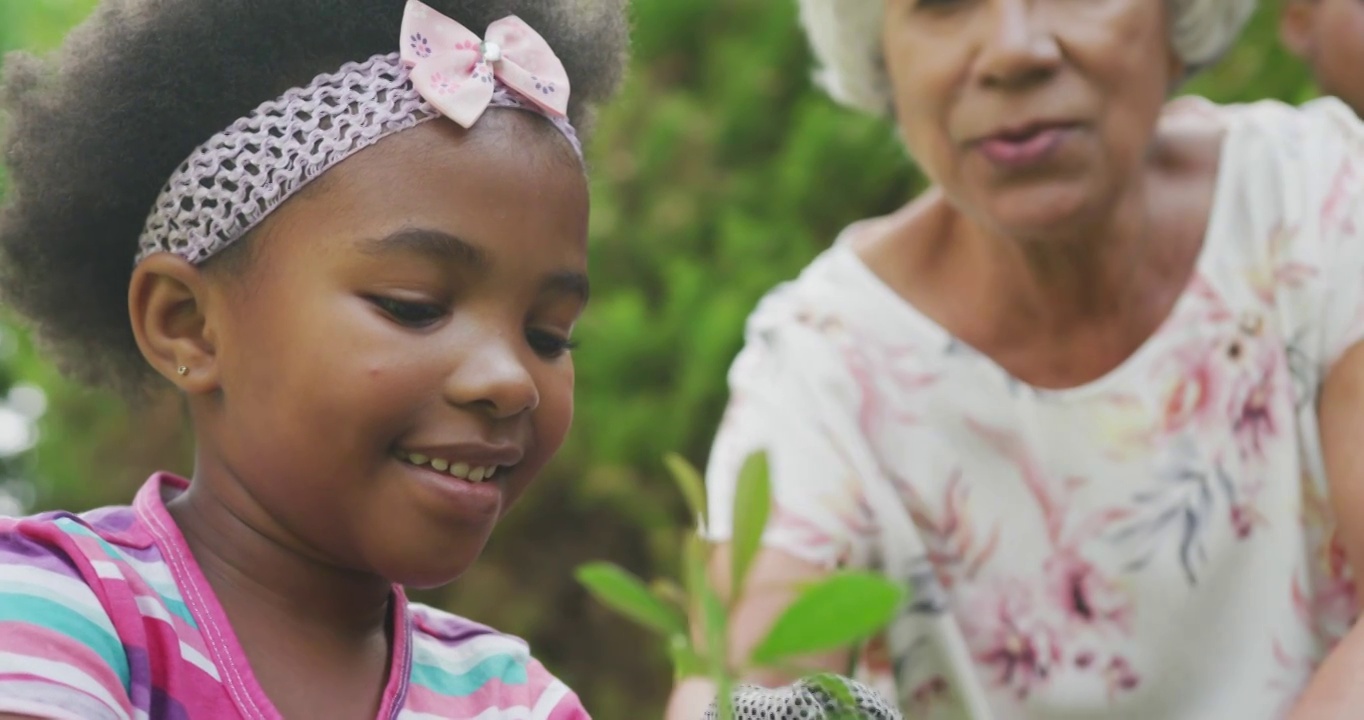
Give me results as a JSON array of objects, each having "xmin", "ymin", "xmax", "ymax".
[
  {"xmin": 526, "ymin": 328, "xmax": 578, "ymax": 359},
  {"xmin": 369, "ymin": 296, "xmax": 445, "ymax": 328}
]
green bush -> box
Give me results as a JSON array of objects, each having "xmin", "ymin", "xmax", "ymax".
[{"xmin": 0, "ymin": 0, "xmax": 1318, "ymax": 715}]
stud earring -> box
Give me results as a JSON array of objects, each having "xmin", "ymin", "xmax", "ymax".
[{"xmin": 176, "ymin": 366, "xmax": 189, "ymax": 376}]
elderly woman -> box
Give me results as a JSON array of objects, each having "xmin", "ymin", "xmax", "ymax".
[{"xmin": 666, "ymin": 0, "xmax": 1364, "ymax": 718}]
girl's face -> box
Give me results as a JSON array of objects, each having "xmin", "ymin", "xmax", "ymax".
[{"xmin": 199, "ymin": 115, "xmax": 587, "ymax": 587}]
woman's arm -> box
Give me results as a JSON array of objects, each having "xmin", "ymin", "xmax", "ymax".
[
  {"xmin": 663, "ymin": 544, "xmax": 850, "ymax": 720},
  {"xmin": 1292, "ymin": 342, "xmax": 1364, "ymax": 718}
]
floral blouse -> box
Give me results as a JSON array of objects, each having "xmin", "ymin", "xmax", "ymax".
[{"xmin": 704, "ymin": 98, "xmax": 1364, "ymax": 719}]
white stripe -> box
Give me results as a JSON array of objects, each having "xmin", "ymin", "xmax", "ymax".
[
  {"xmin": 131, "ymin": 597, "xmax": 219, "ymax": 681},
  {"xmin": 0, "ymin": 651, "xmax": 131, "ymax": 720},
  {"xmin": 72, "ymin": 533, "xmax": 179, "ymax": 601},
  {"xmin": 133, "ymin": 595, "xmax": 172, "ymax": 624},
  {"xmin": 179, "ymin": 641, "xmax": 220, "ymax": 681},
  {"xmin": 411, "ymin": 632, "xmax": 530, "ymax": 674},
  {"xmin": 469, "ymin": 706, "xmax": 533, "ymax": 720},
  {"xmin": 531, "ymin": 680, "xmax": 571, "ymax": 720},
  {"xmin": 91, "ymin": 560, "xmax": 124, "ymax": 580},
  {"xmin": 113, "ymin": 553, "xmax": 182, "ymax": 601},
  {"xmin": 0, "ymin": 565, "xmax": 117, "ymax": 634},
  {"xmin": 0, "ymin": 698, "xmax": 104, "ymax": 720}
]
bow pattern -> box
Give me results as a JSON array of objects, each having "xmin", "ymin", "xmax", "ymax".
[{"xmin": 400, "ymin": 0, "xmax": 572, "ymax": 129}]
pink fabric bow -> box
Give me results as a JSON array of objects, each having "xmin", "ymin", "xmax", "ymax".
[{"xmin": 400, "ymin": 0, "xmax": 572, "ymax": 129}]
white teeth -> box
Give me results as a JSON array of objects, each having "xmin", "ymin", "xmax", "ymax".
[{"xmin": 399, "ymin": 453, "xmax": 503, "ymax": 483}]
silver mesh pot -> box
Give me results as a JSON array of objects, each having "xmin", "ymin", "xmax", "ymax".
[{"xmin": 703, "ymin": 677, "xmax": 903, "ymax": 720}]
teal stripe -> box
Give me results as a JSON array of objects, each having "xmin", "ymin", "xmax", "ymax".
[
  {"xmin": 54, "ymin": 518, "xmax": 198, "ymax": 629},
  {"xmin": 3, "ymin": 580, "xmax": 117, "ymax": 634},
  {"xmin": 156, "ymin": 596, "xmax": 197, "ymax": 629},
  {"xmin": 0, "ymin": 593, "xmax": 131, "ymax": 693},
  {"xmin": 410, "ymin": 654, "xmax": 528, "ymax": 697}
]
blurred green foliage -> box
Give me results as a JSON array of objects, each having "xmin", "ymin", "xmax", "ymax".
[{"xmin": 0, "ymin": 0, "xmax": 1320, "ymax": 715}]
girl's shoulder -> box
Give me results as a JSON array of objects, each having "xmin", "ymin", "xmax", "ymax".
[
  {"xmin": 0, "ymin": 498, "xmax": 179, "ymax": 720},
  {"xmin": 404, "ymin": 602, "xmax": 588, "ymax": 716},
  {"xmin": 1, "ymin": 500, "xmax": 159, "ymax": 581}
]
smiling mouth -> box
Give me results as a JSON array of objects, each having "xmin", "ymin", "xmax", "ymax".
[{"xmin": 394, "ymin": 451, "xmax": 506, "ymax": 483}]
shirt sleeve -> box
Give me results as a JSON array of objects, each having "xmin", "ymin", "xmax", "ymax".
[
  {"xmin": 0, "ymin": 523, "xmax": 134, "ymax": 720},
  {"xmin": 704, "ymin": 299, "xmax": 878, "ymax": 571},
  {"xmin": 524, "ymin": 656, "xmax": 591, "ymax": 720},
  {"xmin": 1305, "ymin": 99, "xmax": 1364, "ymax": 370}
]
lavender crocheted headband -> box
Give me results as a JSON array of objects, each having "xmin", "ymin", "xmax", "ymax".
[{"xmin": 135, "ymin": 2, "xmax": 581, "ymax": 266}]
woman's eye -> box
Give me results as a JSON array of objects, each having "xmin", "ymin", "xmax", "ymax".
[
  {"xmin": 526, "ymin": 329, "xmax": 578, "ymax": 359},
  {"xmin": 369, "ymin": 296, "xmax": 445, "ymax": 328}
]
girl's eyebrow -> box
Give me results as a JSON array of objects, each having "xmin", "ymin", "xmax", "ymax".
[
  {"xmin": 362, "ymin": 227, "xmax": 590, "ymax": 302},
  {"xmin": 359, "ymin": 227, "xmax": 487, "ymax": 268},
  {"xmin": 545, "ymin": 270, "xmax": 590, "ymax": 304}
]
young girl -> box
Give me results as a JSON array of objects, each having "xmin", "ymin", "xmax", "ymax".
[{"xmin": 0, "ymin": 0, "xmax": 626, "ymax": 717}]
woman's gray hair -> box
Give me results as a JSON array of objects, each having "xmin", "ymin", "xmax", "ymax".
[{"xmin": 798, "ymin": 0, "xmax": 1258, "ymax": 114}]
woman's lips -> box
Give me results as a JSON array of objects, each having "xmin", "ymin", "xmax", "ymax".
[{"xmin": 974, "ymin": 124, "xmax": 1075, "ymax": 169}]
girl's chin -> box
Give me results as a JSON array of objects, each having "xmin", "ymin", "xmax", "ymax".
[{"xmin": 367, "ymin": 528, "xmax": 495, "ymax": 590}]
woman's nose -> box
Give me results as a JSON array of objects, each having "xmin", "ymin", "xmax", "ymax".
[{"xmin": 975, "ymin": 0, "xmax": 1063, "ymax": 90}]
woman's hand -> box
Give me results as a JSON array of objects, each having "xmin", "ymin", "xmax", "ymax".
[{"xmin": 663, "ymin": 543, "xmax": 850, "ymax": 720}]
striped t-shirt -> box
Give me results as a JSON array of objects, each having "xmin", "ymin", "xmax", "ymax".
[{"xmin": 0, "ymin": 473, "xmax": 589, "ymax": 719}]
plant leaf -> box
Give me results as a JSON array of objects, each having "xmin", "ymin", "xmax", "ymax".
[
  {"xmin": 730, "ymin": 451, "xmax": 771, "ymax": 603},
  {"xmin": 650, "ymin": 577, "xmax": 689, "ymax": 612},
  {"xmin": 804, "ymin": 673, "xmax": 857, "ymax": 711},
  {"xmin": 750, "ymin": 571, "xmax": 905, "ymax": 665},
  {"xmin": 664, "ymin": 452, "xmax": 708, "ymax": 529},
  {"xmin": 576, "ymin": 562, "xmax": 687, "ymax": 638},
  {"xmin": 668, "ymin": 634, "xmax": 706, "ymax": 680},
  {"xmin": 701, "ymin": 587, "xmax": 734, "ymax": 720},
  {"xmin": 683, "ymin": 533, "xmax": 712, "ymax": 605}
]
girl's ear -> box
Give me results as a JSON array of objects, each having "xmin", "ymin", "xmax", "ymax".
[{"xmin": 128, "ymin": 254, "xmax": 223, "ymax": 394}]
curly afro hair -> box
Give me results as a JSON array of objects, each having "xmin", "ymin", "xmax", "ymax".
[{"xmin": 0, "ymin": 0, "xmax": 629, "ymax": 395}]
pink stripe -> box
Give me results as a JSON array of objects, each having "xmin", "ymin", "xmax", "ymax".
[
  {"xmin": 545, "ymin": 695, "xmax": 591, "ymax": 720},
  {"xmin": 400, "ymin": 680, "xmax": 456, "ymax": 713},
  {"xmin": 522, "ymin": 659, "xmax": 559, "ymax": 688},
  {"xmin": 122, "ymin": 585, "xmax": 210, "ymax": 661},
  {"xmin": 63, "ymin": 533, "xmax": 114, "ymax": 560},
  {"xmin": 0, "ymin": 621, "xmax": 130, "ymax": 709}
]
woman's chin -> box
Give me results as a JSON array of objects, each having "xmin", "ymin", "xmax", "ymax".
[{"xmin": 970, "ymin": 182, "xmax": 1100, "ymax": 242}]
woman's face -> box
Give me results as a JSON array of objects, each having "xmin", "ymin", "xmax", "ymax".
[
  {"xmin": 882, "ymin": 0, "xmax": 1179, "ymax": 238},
  {"xmin": 1283, "ymin": 0, "xmax": 1364, "ymax": 116}
]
